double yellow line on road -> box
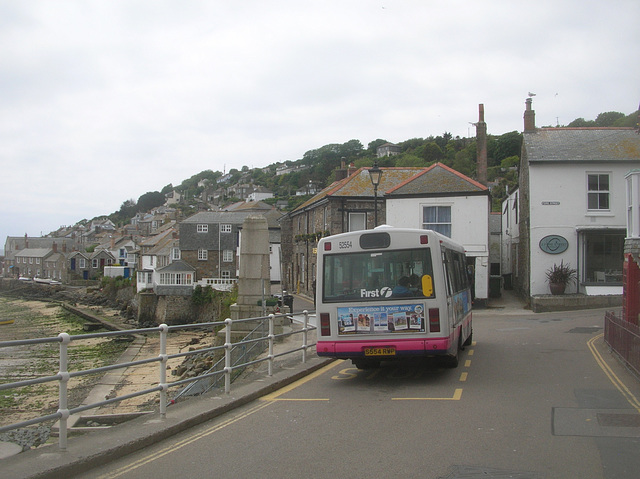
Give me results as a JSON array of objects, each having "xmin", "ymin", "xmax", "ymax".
[{"xmin": 587, "ymin": 333, "xmax": 640, "ymax": 413}]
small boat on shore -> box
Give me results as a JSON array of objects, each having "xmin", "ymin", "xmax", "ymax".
[{"xmin": 0, "ymin": 319, "xmax": 15, "ymax": 325}]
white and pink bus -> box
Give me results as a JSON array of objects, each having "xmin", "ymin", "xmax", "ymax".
[{"xmin": 316, "ymin": 226, "xmax": 472, "ymax": 369}]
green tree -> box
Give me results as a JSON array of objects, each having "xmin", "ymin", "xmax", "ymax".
[
  {"xmin": 137, "ymin": 191, "xmax": 165, "ymax": 212},
  {"xmin": 434, "ymin": 132, "xmax": 452, "ymax": 150},
  {"xmin": 613, "ymin": 110, "xmax": 639, "ymax": 127},
  {"xmin": 396, "ymin": 154, "xmax": 426, "ymax": 167},
  {"xmin": 595, "ymin": 111, "xmax": 625, "ymax": 127},
  {"xmin": 367, "ymin": 139, "xmax": 389, "ymax": 154},
  {"xmin": 422, "ymin": 142, "xmax": 444, "ymax": 163},
  {"xmin": 501, "ymin": 155, "xmax": 520, "ymax": 169},
  {"xmin": 494, "ymin": 131, "xmax": 522, "ymax": 164}
]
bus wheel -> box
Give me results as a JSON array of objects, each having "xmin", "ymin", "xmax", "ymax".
[
  {"xmin": 442, "ymin": 352, "xmax": 459, "ymax": 368},
  {"xmin": 441, "ymin": 341, "xmax": 460, "ymax": 368},
  {"xmin": 463, "ymin": 330, "xmax": 473, "ymax": 347},
  {"xmin": 353, "ymin": 359, "xmax": 381, "ymax": 370}
]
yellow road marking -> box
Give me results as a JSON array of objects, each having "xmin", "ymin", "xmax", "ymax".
[
  {"xmin": 468, "ymin": 349, "xmax": 474, "ymax": 356},
  {"xmin": 459, "ymin": 372, "xmax": 468, "ymax": 382},
  {"xmin": 97, "ymin": 401, "xmax": 274, "ymax": 479},
  {"xmin": 98, "ymin": 361, "xmax": 344, "ymax": 478},
  {"xmin": 260, "ymin": 360, "xmax": 343, "ymax": 401},
  {"xmin": 393, "ymin": 388, "xmax": 463, "ymax": 401},
  {"xmin": 464, "ymin": 359, "xmax": 471, "ymax": 367},
  {"xmin": 587, "ymin": 334, "xmax": 640, "ymax": 413}
]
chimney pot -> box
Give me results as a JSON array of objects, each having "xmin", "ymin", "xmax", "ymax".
[{"xmin": 524, "ymin": 98, "xmax": 536, "ymax": 132}]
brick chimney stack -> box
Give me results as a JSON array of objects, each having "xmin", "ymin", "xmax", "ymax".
[
  {"xmin": 52, "ymin": 242, "xmax": 57, "ymax": 253},
  {"xmin": 476, "ymin": 104, "xmax": 488, "ymax": 186},
  {"xmin": 524, "ymin": 97, "xmax": 536, "ymax": 132}
]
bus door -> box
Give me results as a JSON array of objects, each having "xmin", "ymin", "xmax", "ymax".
[{"xmin": 441, "ymin": 249, "xmax": 455, "ymax": 331}]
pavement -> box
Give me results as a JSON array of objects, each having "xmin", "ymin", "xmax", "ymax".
[{"xmin": 0, "ymin": 289, "xmax": 543, "ymax": 479}]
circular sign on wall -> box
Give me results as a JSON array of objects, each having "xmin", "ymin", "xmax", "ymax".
[{"xmin": 539, "ymin": 235, "xmax": 569, "ymax": 254}]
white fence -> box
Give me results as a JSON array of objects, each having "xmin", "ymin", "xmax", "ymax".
[{"xmin": 0, "ymin": 311, "xmax": 315, "ymax": 451}]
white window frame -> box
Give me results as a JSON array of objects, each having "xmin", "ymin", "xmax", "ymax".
[
  {"xmin": 197, "ymin": 224, "xmax": 209, "ymax": 233},
  {"xmin": 348, "ymin": 212, "xmax": 367, "ymax": 232},
  {"xmin": 223, "ymin": 249, "xmax": 233, "ymax": 262},
  {"xmin": 422, "ymin": 205, "xmax": 452, "ymax": 238},
  {"xmin": 587, "ymin": 172, "xmax": 611, "ymax": 212},
  {"xmin": 221, "ymin": 224, "xmax": 232, "ymax": 233},
  {"xmin": 221, "ymin": 270, "xmax": 231, "ymax": 279},
  {"xmin": 171, "ymin": 248, "xmax": 181, "ymax": 260},
  {"xmin": 198, "ymin": 248, "xmax": 208, "ymax": 261},
  {"xmin": 92, "ymin": 259, "xmax": 99, "ymax": 268}
]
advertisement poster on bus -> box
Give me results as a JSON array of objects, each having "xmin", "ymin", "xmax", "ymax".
[{"xmin": 337, "ymin": 303, "xmax": 425, "ymax": 335}]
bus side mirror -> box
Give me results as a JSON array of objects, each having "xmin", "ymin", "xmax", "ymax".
[{"xmin": 422, "ymin": 275, "xmax": 433, "ymax": 297}]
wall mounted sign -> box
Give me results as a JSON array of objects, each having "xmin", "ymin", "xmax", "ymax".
[
  {"xmin": 539, "ymin": 235, "xmax": 569, "ymax": 254},
  {"xmin": 542, "ymin": 201, "xmax": 560, "ymax": 205}
]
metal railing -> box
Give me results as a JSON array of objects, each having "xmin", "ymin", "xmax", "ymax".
[
  {"xmin": 604, "ymin": 310, "xmax": 640, "ymax": 379},
  {"xmin": 0, "ymin": 311, "xmax": 315, "ymax": 450}
]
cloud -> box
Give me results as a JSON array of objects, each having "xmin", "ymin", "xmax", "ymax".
[{"xmin": 1, "ymin": 0, "xmax": 639, "ymax": 248}]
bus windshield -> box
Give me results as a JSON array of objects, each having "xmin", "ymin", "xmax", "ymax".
[{"xmin": 322, "ymin": 248, "xmax": 434, "ymax": 303}]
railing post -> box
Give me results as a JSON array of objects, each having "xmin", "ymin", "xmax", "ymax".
[
  {"xmin": 302, "ymin": 310, "xmax": 309, "ymax": 363},
  {"xmin": 224, "ymin": 318, "xmax": 232, "ymax": 394},
  {"xmin": 57, "ymin": 333, "xmax": 71, "ymax": 450},
  {"xmin": 268, "ymin": 314, "xmax": 275, "ymax": 376},
  {"xmin": 159, "ymin": 324, "xmax": 169, "ymax": 417}
]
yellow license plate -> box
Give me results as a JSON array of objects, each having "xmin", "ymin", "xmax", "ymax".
[{"xmin": 364, "ymin": 347, "xmax": 396, "ymax": 356}]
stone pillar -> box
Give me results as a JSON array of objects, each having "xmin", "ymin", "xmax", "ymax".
[
  {"xmin": 235, "ymin": 216, "xmax": 270, "ymax": 309},
  {"xmin": 229, "ymin": 216, "xmax": 280, "ymax": 331}
]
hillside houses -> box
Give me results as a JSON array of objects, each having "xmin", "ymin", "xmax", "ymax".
[{"xmin": 4, "ymin": 100, "xmax": 638, "ymax": 314}]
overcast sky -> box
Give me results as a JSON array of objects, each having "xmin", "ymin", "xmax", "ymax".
[{"xmin": 1, "ymin": 0, "xmax": 639, "ymax": 251}]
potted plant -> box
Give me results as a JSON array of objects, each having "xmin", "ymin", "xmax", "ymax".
[{"xmin": 545, "ymin": 260, "xmax": 577, "ymax": 295}]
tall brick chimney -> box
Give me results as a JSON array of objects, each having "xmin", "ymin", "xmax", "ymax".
[
  {"xmin": 476, "ymin": 104, "xmax": 488, "ymax": 186},
  {"xmin": 524, "ymin": 97, "xmax": 536, "ymax": 132},
  {"xmin": 52, "ymin": 242, "xmax": 57, "ymax": 253}
]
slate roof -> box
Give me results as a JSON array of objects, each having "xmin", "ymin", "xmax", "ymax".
[
  {"xmin": 291, "ymin": 165, "xmax": 487, "ymax": 212},
  {"xmin": 386, "ymin": 163, "xmax": 488, "ymax": 196},
  {"xmin": 182, "ymin": 208, "xmax": 283, "ymax": 229},
  {"xmin": 524, "ymin": 127, "xmax": 640, "ymax": 163},
  {"xmin": 156, "ymin": 260, "xmax": 195, "ymax": 273},
  {"xmin": 15, "ymin": 248, "xmax": 52, "ymax": 258},
  {"xmin": 292, "ymin": 167, "xmax": 425, "ymax": 212}
]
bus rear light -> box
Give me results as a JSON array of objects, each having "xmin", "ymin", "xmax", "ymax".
[
  {"xmin": 320, "ymin": 313, "xmax": 331, "ymax": 336},
  {"xmin": 428, "ymin": 308, "xmax": 441, "ymax": 333},
  {"xmin": 324, "ymin": 242, "xmax": 332, "ymax": 251},
  {"xmin": 420, "ymin": 235, "xmax": 429, "ymax": 244}
]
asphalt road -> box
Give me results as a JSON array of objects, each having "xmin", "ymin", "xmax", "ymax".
[{"xmin": 73, "ymin": 306, "xmax": 640, "ymax": 479}]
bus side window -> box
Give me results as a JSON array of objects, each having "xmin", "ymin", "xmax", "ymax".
[{"xmin": 421, "ymin": 274, "xmax": 434, "ymax": 297}]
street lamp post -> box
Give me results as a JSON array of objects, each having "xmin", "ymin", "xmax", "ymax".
[{"xmin": 368, "ymin": 160, "xmax": 383, "ymax": 228}]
